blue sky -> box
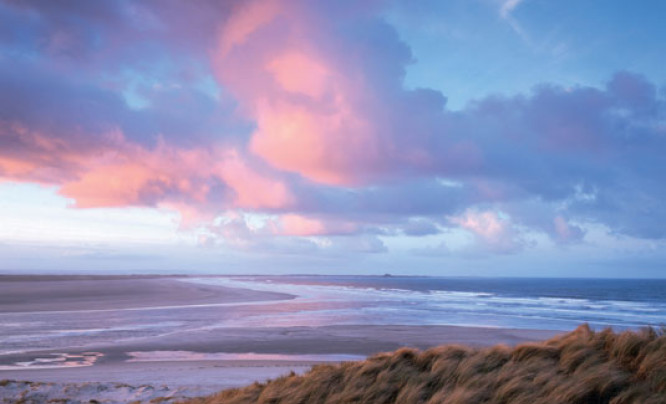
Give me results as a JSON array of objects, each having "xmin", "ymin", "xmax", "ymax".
[
  {"xmin": 390, "ymin": 0, "xmax": 666, "ymax": 108},
  {"xmin": 0, "ymin": 0, "xmax": 665, "ymax": 277}
]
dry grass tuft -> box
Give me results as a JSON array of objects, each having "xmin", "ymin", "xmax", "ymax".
[{"xmin": 183, "ymin": 325, "xmax": 666, "ymax": 404}]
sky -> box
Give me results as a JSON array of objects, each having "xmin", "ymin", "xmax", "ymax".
[{"xmin": 0, "ymin": 0, "xmax": 665, "ymax": 277}]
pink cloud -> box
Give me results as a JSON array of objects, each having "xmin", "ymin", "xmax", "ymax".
[
  {"xmin": 218, "ymin": 0, "xmax": 280, "ymax": 59},
  {"xmin": 216, "ymin": 149, "xmax": 293, "ymax": 210},
  {"xmin": 203, "ymin": 211, "xmax": 384, "ymax": 254},
  {"xmin": 278, "ymin": 214, "xmax": 357, "ymax": 236},
  {"xmin": 0, "ymin": 120, "xmax": 294, "ymax": 221},
  {"xmin": 58, "ymin": 140, "xmax": 209, "ymax": 208},
  {"xmin": 0, "ymin": 122, "xmax": 91, "ymax": 184},
  {"xmin": 279, "ymin": 214, "xmax": 326, "ymax": 236},
  {"xmin": 552, "ymin": 215, "xmax": 585, "ymax": 244},
  {"xmin": 450, "ymin": 209, "xmax": 525, "ymax": 254},
  {"xmin": 267, "ymin": 52, "xmax": 332, "ymax": 99},
  {"xmin": 249, "ymin": 98, "xmax": 380, "ymax": 185},
  {"xmin": 58, "ymin": 141, "xmax": 294, "ymax": 213},
  {"xmin": 212, "ymin": 0, "xmax": 405, "ymax": 185}
]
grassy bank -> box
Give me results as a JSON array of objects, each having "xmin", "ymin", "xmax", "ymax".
[{"xmin": 186, "ymin": 325, "xmax": 665, "ymax": 404}]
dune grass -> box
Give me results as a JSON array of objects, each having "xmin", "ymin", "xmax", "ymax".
[{"xmin": 184, "ymin": 325, "xmax": 665, "ymax": 404}]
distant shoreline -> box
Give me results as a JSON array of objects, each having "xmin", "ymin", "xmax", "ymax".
[{"xmin": 1, "ymin": 273, "xmax": 665, "ymax": 280}]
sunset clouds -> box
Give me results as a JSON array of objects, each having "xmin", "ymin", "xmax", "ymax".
[{"xmin": 1, "ymin": 0, "xmax": 665, "ymax": 267}]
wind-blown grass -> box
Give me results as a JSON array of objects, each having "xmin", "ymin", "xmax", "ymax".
[{"xmin": 184, "ymin": 325, "xmax": 665, "ymax": 404}]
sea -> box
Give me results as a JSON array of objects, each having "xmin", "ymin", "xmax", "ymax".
[{"xmin": 189, "ymin": 275, "xmax": 666, "ymax": 331}]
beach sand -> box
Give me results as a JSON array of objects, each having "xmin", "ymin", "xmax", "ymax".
[
  {"xmin": 0, "ymin": 275, "xmax": 293, "ymax": 312},
  {"xmin": 0, "ymin": 276, "xmax": 560, "ymax": 403}
]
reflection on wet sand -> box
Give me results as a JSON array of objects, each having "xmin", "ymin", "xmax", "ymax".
[
  {"xmin": 127, "ymin": 351, "xmax": 365, "ymax": 362},
  {"xmin": 0, "ymin": 352, "xmax": 103, "ymax": 370}
]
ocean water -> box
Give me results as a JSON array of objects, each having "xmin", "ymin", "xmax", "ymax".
[{"xmin": 186, "ymin": 276, "xmax": 666, "ymax": 331}]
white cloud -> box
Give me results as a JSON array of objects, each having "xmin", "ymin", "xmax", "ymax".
[
  {"xmin": 500, "ymin": 0, "xmax": 526, "ymax": 19},
  {"xmin": 497, "ymin": 0, "xmax": 531, "ymax": 43}
]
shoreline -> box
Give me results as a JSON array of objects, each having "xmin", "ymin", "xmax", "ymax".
[{"xmin": 1, "ymin": 275, "xmax": 563, "ymax": 402}]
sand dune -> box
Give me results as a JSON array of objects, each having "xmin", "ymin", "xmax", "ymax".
[{"xmin": 187, "ymin": 325, "xmax": 666, "ymax": 404}]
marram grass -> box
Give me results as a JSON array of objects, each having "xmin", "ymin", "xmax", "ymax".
[{"xmin": 184, "ymin": 325, "xmax": 665, "ymax": 404}]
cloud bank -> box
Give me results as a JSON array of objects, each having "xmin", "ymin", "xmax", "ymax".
[{"xmin": 1, "ymin": 0, "xmax": 664, "ymax": 256}]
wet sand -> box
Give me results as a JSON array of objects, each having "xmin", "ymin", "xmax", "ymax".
[
  {"xmin": 0, "ymin": 275, "xmax": 293, "ymax": 312},
  {"xmin": 0, "ymin": 276, "xmax": 560, "ymax": 402},
  {"xmin": 1, "ymin": 325, "xmax": 558, "ymax": 402}
]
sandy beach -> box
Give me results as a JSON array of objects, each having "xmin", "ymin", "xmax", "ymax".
[
  {"xmin": 0, "ymin": 276, "xmax": 560, "ymax": 403},
  {"xmin": 0, "ymin": 275, "xmax": 293, "ymax": 312}
]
